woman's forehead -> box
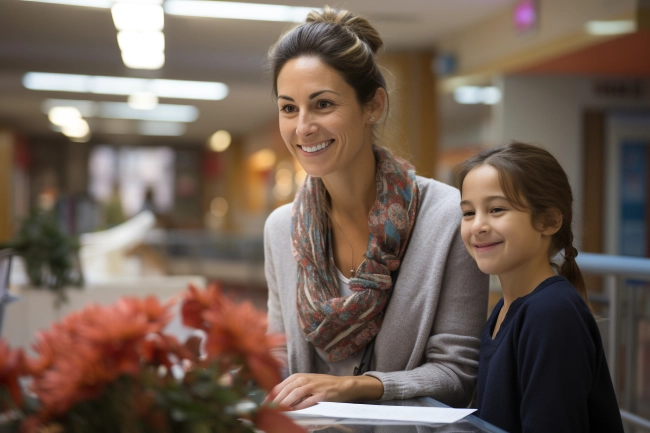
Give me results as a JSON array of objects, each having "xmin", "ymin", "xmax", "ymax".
[{"xmin": 277, "ymin": 57, "xmax": 349, "ymax": 95}]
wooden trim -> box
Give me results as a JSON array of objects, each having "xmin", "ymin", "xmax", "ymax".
[
  {"xmin": 0, "ymin": 131, "xmax": 13, "ymax": 242},
  {"xmin": 582, "ymin": 110, "xmax": 605, "ymax": 254}
]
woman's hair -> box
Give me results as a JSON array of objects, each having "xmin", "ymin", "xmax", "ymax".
[
  {"xmin": 455, "ymin": 142, "xmax": 590, "ymax": 308},
  {"xmin": 268, "ymin": 6, "xmax": 388, "ymax": 109}
]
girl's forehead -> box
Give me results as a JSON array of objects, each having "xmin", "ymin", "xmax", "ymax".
[{"xmin": 461, "ymin": 165, "xmax": 506, "ymax": 199}]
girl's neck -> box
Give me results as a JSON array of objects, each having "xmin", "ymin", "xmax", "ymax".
[
  {"xmin": 498, "ymin": 258, "xmax": 556, "ymax": 309},
  {"xmin": 322, "ymin": 143, "xmax": 377, "ymax": 222}
]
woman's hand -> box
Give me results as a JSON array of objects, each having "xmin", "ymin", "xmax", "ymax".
[{"xmin": 265, "ymin": 373, "xmax": 384, "ymax": 410}]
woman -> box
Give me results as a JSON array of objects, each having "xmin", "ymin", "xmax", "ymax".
[{"xmin": 264, "ymin": 6, "xmax": 488, "ymax": 410}]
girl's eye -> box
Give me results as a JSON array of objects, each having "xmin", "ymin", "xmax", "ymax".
[
  {"xmin": 280, "ymin": 105, "xmax": 297, "ymax": 113},
  {"xmin": 462, "ymin": 211, "xmax": 475, "ymax": 217},
  {"xmin": 491, "ymin": 207, "xmax": 506, "ymax": 214},
  {"xmin": 316, "ymin": 100, "xmax": 333, "ymax": 109}
]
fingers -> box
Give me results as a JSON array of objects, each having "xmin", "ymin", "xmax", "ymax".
[
  {"xmin": 288, "ymin": 393, "xmax": 321, "ymax": 410},
  {"xmin": 274, "ymin": 376, "xmax": 310, "ymax": 407}
]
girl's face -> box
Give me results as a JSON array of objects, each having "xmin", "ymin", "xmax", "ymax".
[
  {"xmin": 276, "ymin": 56, "xmax": 377, "ymax": 178},
  {"xmin": 460, "ymin": 164, "xmax": 554, "ymax": 279}
]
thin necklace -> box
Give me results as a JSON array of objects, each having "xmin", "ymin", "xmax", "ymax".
[{"xmin": 330, "ymin": 215, "xmax": 357, "ymax": 277}]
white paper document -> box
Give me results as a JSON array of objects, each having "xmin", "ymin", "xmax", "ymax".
[{"xmin": 287, "ymin": 402, "xmax": 475, "ymax": 424}]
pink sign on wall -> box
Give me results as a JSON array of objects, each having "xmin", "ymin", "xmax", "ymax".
[{"xmin": 513, "ymin": 0, "xmax": 539, "ymax": 34}]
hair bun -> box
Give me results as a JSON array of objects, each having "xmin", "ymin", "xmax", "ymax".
[{"xmin": 306, "ymin": 6, "xmax": 383, "ymax": 54}]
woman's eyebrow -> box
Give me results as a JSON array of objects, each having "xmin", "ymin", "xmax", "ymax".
[{"xmin": 277, "ymin": 90, "xmax": 341, "ymax": 102}]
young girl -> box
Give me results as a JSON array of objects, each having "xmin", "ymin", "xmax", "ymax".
[{"xmin": 456, "ymin": 142, "xmax": 624, "ymax": 433}]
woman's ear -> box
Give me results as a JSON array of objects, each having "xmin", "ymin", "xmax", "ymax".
[
  {"xmin": 367, "ymin": 88, "xmax": 387, "ymax": 123},
  {"xmin": 539, "ymin": 208, "xmax": 563, "ymax": 236}
]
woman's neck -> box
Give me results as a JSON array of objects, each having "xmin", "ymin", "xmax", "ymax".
[
  {"xmin": 322, "ymin": 143, "xmax": 377, "ymax": 222},
  {"xmin": 498, "ymin": 258, "xmax": 556, "ymax": 309}
]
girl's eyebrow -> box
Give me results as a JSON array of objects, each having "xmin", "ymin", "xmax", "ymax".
[{"xmin": 460, "ymin": 195, "xmax": 509, "ymax": 206}]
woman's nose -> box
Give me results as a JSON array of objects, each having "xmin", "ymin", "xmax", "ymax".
[{"xmin": 296, "ymin": 112, "xmax": 317, "ymax": 138}]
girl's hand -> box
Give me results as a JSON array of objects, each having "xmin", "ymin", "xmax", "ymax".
[{"xmin": 265, "ymin": 373, "xmax": 384, "ymax": 410}]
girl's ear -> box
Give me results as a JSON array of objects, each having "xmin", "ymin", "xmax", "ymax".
[{"xmin": 539, "ymin": 208, "xmax": 563, "ymax": 236}]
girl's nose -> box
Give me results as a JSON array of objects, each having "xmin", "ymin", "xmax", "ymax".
[{"xmin": 472, "ymin": 214, "xmax": 490, "ymax": 235}]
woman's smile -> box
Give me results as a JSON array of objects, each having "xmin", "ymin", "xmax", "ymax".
[{"xmin": 298, "ymin": 139, "xmax": 335, "ymax": 155}]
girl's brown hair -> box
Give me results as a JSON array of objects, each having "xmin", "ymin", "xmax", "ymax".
[{"xmin": 455, "ymin": 142, "xmax": 590, "ymax": 308}]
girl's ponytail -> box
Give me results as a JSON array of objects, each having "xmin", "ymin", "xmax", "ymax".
[{"xmin": 559, "ymin": 243, "xmax": 590, "ymax": 310}]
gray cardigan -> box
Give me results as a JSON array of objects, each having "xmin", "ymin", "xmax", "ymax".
[{"xmin": 264, "ymin": 176, "xmax": 489, "ymax": 407}]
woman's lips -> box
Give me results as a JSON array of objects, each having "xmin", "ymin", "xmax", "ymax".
[
  {"xmin": 297, "ymin": 139, "xmax": 333, "ymax": 156},
  {"xmin": 473, "ymin": 241, "xmax": 503, "ymax": 252}
]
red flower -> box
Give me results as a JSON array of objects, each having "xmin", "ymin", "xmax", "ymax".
[
  {"xmin": 203, "ymin": 299, "xmax": 285, "ymax": 391},
  {"xmin": 181, "ymin": 283, "xmax": 224, "ymax": 330},
  {"xmin": 0, "ymin": 340, "xmax": 25, "ymax": 409}
]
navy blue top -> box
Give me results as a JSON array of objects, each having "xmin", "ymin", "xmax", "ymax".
[{"xmin": 476, "ymin": 276, "xmax": 624, "ymax": 433}]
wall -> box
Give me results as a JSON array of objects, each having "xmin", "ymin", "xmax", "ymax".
[{"xmin": 496, "ymin": 74, "xmax": 650, "ymax": 247}]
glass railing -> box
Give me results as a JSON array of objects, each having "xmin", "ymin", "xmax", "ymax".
[{"xmin": 577, "ymin": 253, "xmax": 650, "ymax": 432}]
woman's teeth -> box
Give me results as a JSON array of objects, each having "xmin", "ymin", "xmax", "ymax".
[{"xmin": 301, "ymin": 140, "xmax": 333, "ymax": 153}]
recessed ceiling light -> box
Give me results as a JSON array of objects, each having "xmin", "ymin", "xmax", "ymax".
[
  {"xmin": 453, "ymin": 86, "xmax": 502, "ymax": 105},
  {"xmin": 42, "ymin": 99, "xmax": 199, "ymax": 122},
  {"xmin": 585, "ymin": 20, "xmax": 636, "ymax": 36},
  {"xmin": 121, "ymin": 50, "xmax": 165, "ymax": 70},
  {"xmin": 25, "ymin": 73, "xmax": 228, "ymax": 101},
  {"xmin": 209, "ymin": 130, "xmax": 232, "ymax": 152},
  {"xmin": 21, "ymin": 0, "xmax": 111, "ymax": 8},
  {"xmin": 112, "ymin": 3, "xmax": 164, "ymax": 31},
  {"xmin": 164, "ymin": 0, "xmax": 317, "ymax": 23}
]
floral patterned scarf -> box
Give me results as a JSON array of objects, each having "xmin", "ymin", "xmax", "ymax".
[{"xmin": 291, "ymin": 145, "xmax": 419, "ymax": 362}]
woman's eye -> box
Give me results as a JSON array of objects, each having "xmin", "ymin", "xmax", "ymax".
[
  {"xmin": 280, "ymin": 105, "xmax": 297, "ymax": 113},
  {"xmin": 316, "ymin": 100, "xmax": 333, "ymax": 109}
]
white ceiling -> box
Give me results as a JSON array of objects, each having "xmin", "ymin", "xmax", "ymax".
[{"xmin": 0, "ymin": 0, "xmax": 512, "ymax": 145}]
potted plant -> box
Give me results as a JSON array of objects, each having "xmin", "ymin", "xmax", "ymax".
[
  {"xmin": 0, "ymin": 211, "xmax": 83, "ymax": 305},
  {"xmin": 0, "ymin": 283, "xmax": 304, "ymax": 433}
]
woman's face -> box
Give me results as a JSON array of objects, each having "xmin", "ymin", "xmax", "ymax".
[{"xmin": 276, "ymin": 56, "xmax": 375, "ymax": 178}]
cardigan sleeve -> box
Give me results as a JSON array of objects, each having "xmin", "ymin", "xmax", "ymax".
[
  {"xmin": 365, "ymin": 227, "xmax": 488, "ymax": 406},
  {"xmin": 264, "ymin": 216, "xmax": 289, "ymax": 378}
]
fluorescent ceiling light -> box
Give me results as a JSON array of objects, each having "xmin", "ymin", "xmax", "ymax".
[
  {"xmin": 42, "ymin": 99, "xmax": 199, "ymax": 122},
  {"xmin": 25, "ymin": 73, "xmax": 229, "ymax": 101},
  {"xmin": 128, "ymin": 92, "xmax": 159, "ymax": 110},
  {"xmin": 117, "ymin": 31, "xmax": 165, "ymax": 53},
  {"xmin": 121, "ymin": 50, "xmax": 165, "ymax": 70},
  {"xmin": 21, "ymin": 0, "xmax": 111, "ymax": 8},
  {"xmin": 454, "ymin": 86, "xmax": 502, "ymax": 105},
  {"xmin": 138, "ymin": 121, "xmax": 186, "ymax": 136},
  {"xmin": 111, "ymin": 3, "xmax": 164, "ymax": 31},
  {"xmin": 62, "ymin": 118, "xmax": 90, "ymax": 139},
  {"xmin": 48, "ymin": 106, "xmax": 82, "ymax": 126},
  {"xmin": 165, "ymin": 0, "xmax": 317, "ymax": 23},
  {"xmin": 586, "ymin": 20, "xmax": 636, "ymax": 35}
]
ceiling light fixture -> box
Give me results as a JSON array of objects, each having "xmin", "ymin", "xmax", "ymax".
[
  {"xmin": 112, "ymin": 0, "xmax": 165, "ymax": 69},
  {"xmin": 209, "ymin": 130, "xmax": 232, "ymax": 152},
  {"xmin": 21, "ymin": 0, "xmax": 111, "ymax": 8},
  {"xmin": 128, "ymin": 92, "xmax": 159, "ymax": 110},
  {"xmin": 164, "ymin": 0, "xmax": 317, "ymax": 23},
  {"xmin": 585, "ymin": 20, "xmax": 636, "ymax": 36},
  {"xmin": 112, "ymin": 2, "xmax": 164, "ymax": 31},
  {"xmin": 42, "ymin": 99, "xmax": 199, "ymax": 122},
  {"xmin": 25, "ymin": 73, "xmax": 229, "ymax": 100},
  {"xmin": 454, "ymin": 86, "xmax": 502, "ymax": 105}
]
